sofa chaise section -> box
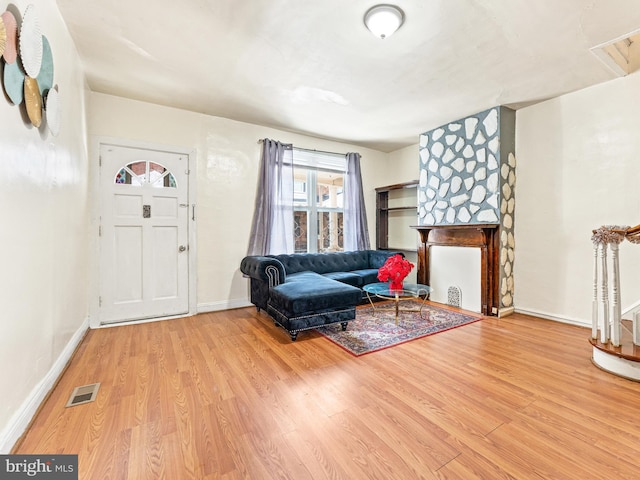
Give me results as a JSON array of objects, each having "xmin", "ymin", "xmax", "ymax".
[{"xmin": 268, "ymin": 271, "xmax": 362, "ymax": 340}]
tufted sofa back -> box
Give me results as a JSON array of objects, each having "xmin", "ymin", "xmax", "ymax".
[{"xmin": 269, "ymin": 251, "xmax": 372, "ymax": 275}]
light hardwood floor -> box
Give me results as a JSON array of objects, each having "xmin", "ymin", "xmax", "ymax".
[{"xmin": 13, "ymin": 304, "xmax": 640, "ymax": 479}]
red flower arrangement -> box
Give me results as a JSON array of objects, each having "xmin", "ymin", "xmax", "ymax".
[{"xmin": 377, "ymin": 254, "xmax": 414, "ymax": 290}]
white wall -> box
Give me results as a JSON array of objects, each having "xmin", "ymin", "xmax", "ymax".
[
  {"xmin": 88, "ymin": 93, "xmax": 390, "ymax": 313},
  {"xmin": 515, "ymin": 72, "xmax": 640, "ymax": 325},
  {"xmin": 386, "ymin": 144, "xmax": 420, "ymax": 185},
  {"xmin": 0, "ymin": 1, "xmax": 90, "ymax": 452}
]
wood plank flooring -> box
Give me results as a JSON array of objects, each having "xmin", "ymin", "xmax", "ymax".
[{"xmin": 13, "ymin": 304, "xmax": 640, "ymax": 479}]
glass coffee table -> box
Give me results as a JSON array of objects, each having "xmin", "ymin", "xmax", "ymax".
[{"xmin": 362, "ymin": 282, "xmax": 433, "ymax": 324}]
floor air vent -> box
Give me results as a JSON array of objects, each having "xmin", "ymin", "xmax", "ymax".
[
  {"xmin": 447, "ymin": 286, "xmax": 462, "ymax": 308},
  {"xmin": 66, "ymin": 383, "xmax": 100, "ymax": 407}
]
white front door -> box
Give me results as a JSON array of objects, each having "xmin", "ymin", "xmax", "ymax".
[{"xmin": 99, "ymin": 144, "xmax": 190, "ymax": 324}]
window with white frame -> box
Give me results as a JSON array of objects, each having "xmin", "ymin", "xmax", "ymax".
[{"xmin": 292, "ymin": 149, "xmax": 346, "ymax": 253}]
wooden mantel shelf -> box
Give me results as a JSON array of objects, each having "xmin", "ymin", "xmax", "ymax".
[
  {"xmin": 412, "ymin": 223, "xmax": 499, "ymax": 231},
  {"xmin": 411, "ymin": 224, "xmax": 500, "ymax": 316}
]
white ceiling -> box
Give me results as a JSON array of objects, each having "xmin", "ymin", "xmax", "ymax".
[{"xmin": 56, "ymin": 0, "xmax": 640, "ymax": 152}]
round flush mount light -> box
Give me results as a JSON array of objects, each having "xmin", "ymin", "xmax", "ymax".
[{"xmin": 364, "ymin": 4, "xmax": 405, "ymax": 39}]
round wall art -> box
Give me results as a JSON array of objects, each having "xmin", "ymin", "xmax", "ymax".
[
  {"xmin": 24, "ymin": 75, "xmax": 42, "ymax": 127},
  {"xmin": 45, "ymin": 86, "xmax": 61, "ymax": 136},
  {"xmin": 3, "ymin": 60, "xmax": 25, "ymax": 105},
  {"xmin": 19, "ymin": 4, "xmax": 43, "ymax": 78},
  {"xmin": 37, "ymin": 35, "xmax": 54, "ymax": 95},
  {"xmin": 0, "ymin": 15, "xmax": 6, "ymax": 59},
  {"xmin": 1, "ymin": 10, "xmax": 17, "ymax": 64}
]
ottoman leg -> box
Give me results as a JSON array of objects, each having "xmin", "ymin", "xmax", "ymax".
[
  {"xmin": 341, "ymin": 322, "xmax": 348, "ymax": 331},
  {"xmin": 290, "ymin": 331, "xmax": 298, "ymax": 341}
]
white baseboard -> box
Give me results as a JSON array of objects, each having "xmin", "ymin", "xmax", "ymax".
[
  {"xmin": 96, "ymin": 299, "xmax": 254, "ymax": 329},
  {"xmin": 514, "ymin": 307, "xmax": 590, "ymax": 328},
  {"xmin": 197, "ymin": 298, "xmax": 252, "ymax": 314},
  {"xmin": 0, "ymin": 317, "xmax": 89, "ymax": 454}
]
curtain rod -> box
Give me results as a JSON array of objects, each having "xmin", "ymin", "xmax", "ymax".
[{"xmin": 257, "ymin": 139, "xmax": 348, "ymax": 157}]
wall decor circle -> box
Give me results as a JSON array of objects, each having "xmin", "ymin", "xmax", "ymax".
[
  {"xmin": 1, "ymin": 10, "xmax": 17, "ymax": 64},
  {"xmin": 24, "ymin": 76, "xmax": 42, "ymax": 127},
  {"xmin": 19, "ymin": 4, "xmax": 43, "ymax": 78},
  {"xmin": 36, "ymin": 35, "xmax": 53, "ymax": 96},
  {"xmin": 45, "ymin": 86, "xmax": 61, "ymax": 136},
  {"xmin": 3, "ymin": 60, "xmax": 25, "ymax": 104},
  {"xmin": 0, "ymin": 15, "xmax": 6, "ymax": 59}
]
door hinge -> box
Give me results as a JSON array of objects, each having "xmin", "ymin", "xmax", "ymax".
[
  {"xmin": 185, "ymin": 169, "xmax": 190, "ymax": 175},
  {"xmin": 99, "ymin": 225, "xmax": 102, "ymax": 236},
  {"xmin": 99, "ymin": 296, "xmax": 102, "ymax": 307},
  {"xmin": 99, "ymin": 155, "xmax": 102, "ymax": 167}
]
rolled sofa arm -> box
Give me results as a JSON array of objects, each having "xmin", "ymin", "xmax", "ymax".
[{"xmin": 240, "ymin": 256, "xmax": 286, "ymax": 287}]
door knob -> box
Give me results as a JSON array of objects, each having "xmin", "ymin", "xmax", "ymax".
[{"xmin": 179, "ymin": 245, "xmax": 187, "ymax": 252}]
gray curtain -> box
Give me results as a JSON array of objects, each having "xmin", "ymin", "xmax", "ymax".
[
  {"xmin": 247, "ymin": 139, "xmax": 294, "ymax": 255},
  {"xmin": 343, "ymin": 152, "xmax": 371, "ymax": 251}
]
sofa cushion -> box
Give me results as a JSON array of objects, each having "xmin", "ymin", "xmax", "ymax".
[
  {"xmin": 349, "ymin": 268, "xmax": 381, "ymax": 285},
  {"xmin": 269, "ymin": 272, "xmax": 361, "ymax": 316},
  {"xmin": 322, "ymin": 271, "xmax": 364, "ymax": 287}
]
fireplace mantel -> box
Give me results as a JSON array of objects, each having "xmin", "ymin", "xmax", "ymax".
[{"xmin": 412, "ymin": 224, "xmax": 500, "ymax": 316}]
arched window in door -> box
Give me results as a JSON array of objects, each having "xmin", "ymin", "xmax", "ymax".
[{"xmin": 114, "ymin": 161, "xmax": 177, "ymax": 188}]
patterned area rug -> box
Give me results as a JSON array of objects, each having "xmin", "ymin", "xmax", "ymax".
[{"xmin": 315, "ymin": 300, "xmax": 482, "ymax": 356}]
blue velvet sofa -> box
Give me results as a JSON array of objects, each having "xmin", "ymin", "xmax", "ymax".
[{"xmin": 240, "ymin": 250, "xmax": 399, "ymax": 341}]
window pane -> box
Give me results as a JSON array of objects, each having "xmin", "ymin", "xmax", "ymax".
[
  {"xmin": 115, "ymin": 167, "xmax": 130, "ymax": 184},
  {"xmin": 148, "ymin": 162, "xmax": 166, "ymax": 188},
  {"xmin": 293, "ymin": 169, "xmax": 308, "ymax": 207},
  {"xmin": 167, "ymin": 173, "xmax": 177, "ymax": 188},
  {"xmin": 113, "ymin": 161, "xmax": 146, "ymax": 186},
  {"xmin": 318, "ymin": 211, "xmax": 343, "ymax": 253},
  {"xmin": 149, "ymin": 162, "xmax": 177, "ymax": 188},
  {"xmin": 149, "ymin": 162, "xmax": 165, "ymax": 174},
  {"xmin": 316, "ymin": 171, "xmax": 343, "ymax": 208},
  {"xmin": 294, "ymin": 211, "xmax": 308, "ymax": 253},
  {"xmin": 128, "ymin": 161, "xmax": 146, "ymax": 176},
  {"xmin": 150, "ymin": 171, "xmax": 177, "ymax": 188}
]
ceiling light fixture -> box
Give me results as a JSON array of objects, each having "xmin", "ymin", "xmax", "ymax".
[{"xmin": 364, "ymin": 4, "xmax": 405, "ymax": 39}]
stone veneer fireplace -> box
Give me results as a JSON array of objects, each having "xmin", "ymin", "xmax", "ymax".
[{"xmin": 416, "ymin": 106, "xmax": 516, "ymax": 316}]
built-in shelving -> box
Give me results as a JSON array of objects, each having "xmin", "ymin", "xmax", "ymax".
[{"xmin": 375, "ymin": 180, "xmax": 419, "ymax": 252}]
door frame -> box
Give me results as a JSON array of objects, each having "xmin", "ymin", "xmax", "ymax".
[{"xmin": 89, "ymin": 136, "xmax": 198, "ymax": 328}]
